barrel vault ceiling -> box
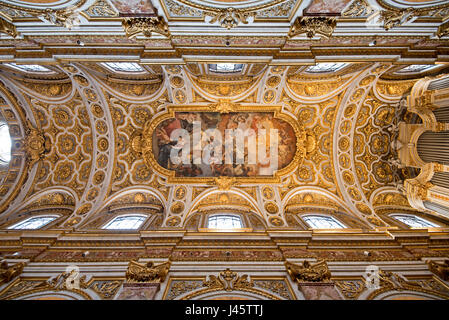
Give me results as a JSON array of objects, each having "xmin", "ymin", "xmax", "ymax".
[{"xmin": 0, "ymin": 0, "xmax": 449, "ymax": 232}]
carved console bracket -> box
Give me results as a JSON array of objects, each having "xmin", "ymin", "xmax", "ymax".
[
  {"xmin": 0, "ymin": 261, "xmax": 25, "ymax": 285},
  {"xmin": 0, "ymin": 16, "xmax": 19, "ymax": 38},
  {"xmin": 427, "ymin": 260, "xmax": 449, "ymax": 281}
]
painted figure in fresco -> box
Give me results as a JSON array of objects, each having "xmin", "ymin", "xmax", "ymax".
[{"xmin": 153, "ymin": 112, "xmax": 296, "ymax": 178}]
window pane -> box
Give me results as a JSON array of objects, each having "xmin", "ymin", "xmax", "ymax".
[
  {"xmin": 303, "ymin": 215, "xmax": 346, "ymax": 229},
  {"xmin": 9, "ymin": 216, "xmax": 56, "ymax": 229},
  {"xmin": 391, "ymin": 214, "xmax": 438, "ymax": 228},
  {"xmin": 103, "ymin": 215, "xmax": 146, "ymax": 230},
  {"xmin": 101, "ymin": 62, "xmax": 144, "ymax": 72},
  {"xmin": 306, "ymin": 63, "xmax": 347, "ymax": 73},
  {"xmin": 209, "ymin": 63, "xmax": 244, "ymax": 73},
  {"xmin": 0, "ymin": 124, "xmax": 11, "ymax": 163},
  {"xmin": 397, "ymin": 65, "xmax": 435, "ymax": 73},
  {"xmin": 5, "ymin": 63, "xmax": 51, "ymax": 72},
  {"xmin": 208, "ymin": 215, "xmax": 243, "ymax": 229}
]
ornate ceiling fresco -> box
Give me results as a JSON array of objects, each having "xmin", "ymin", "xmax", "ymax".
[
  {"xmin": 0, "ymin": 59, "xmax": 446, "ymax": 232},
  {"xmin": 0, "ymin": 0, "xmax": 448, "ymax": 234},
  {"xmin": 1, "ymin": 0, "xmax": 449, "ymax": 304}
]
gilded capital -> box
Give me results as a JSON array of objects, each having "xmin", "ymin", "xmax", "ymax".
[
  {"xmin": 0, "ymin": 261, "xmax": 26, "ymax": 285},
  {"xmin": 288, "ymin": 16, "xmax": 336, "ymax": 39},
  {"xmin": 427, "ymin": 260, "xmax": 449, "ymax": 281},
  {"xmin": 125, "ymin": 260, "xmax": 171, "ymax": 283},
  {"xmin": 122, "ymin": 16, "xmax": 170, "ymax": 38},
  {"xmin": 285, "ymin": 260, "xmax": 332, "ymax": 283}
]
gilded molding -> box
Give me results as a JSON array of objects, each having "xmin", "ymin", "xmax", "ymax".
[
  {"xmin": 137, "ymin": 104, "xmax": 306, "ymax": 185},
  {"xmin": 175, "ymin": 269, "xmax": 282, "ymax": 300},
  {"xmin": 367, "ymin": 269, "xmax": 449, "ymax": 300},
  {"xmin": 335, "ymin": 280, "xmax": 366, "ymax": 299}
]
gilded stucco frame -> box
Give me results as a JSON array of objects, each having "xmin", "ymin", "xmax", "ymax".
[{"xmin": 141, "ymin": 104, "xmax": 304, "ymax": 185}]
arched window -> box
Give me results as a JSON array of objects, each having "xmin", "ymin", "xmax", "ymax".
[
  {"xmin": 5, "ymin": 63, "xmax": 52, "ymax": 73},
  {"xmin": 396, "ymin": 64, "xmax": 436, "ymax": 74},
  {"xmin": 8, "ymin": 215, "xmax": 57, "ymax": 230},
  {"xmin": 207, "ymin": 215, "xmax": 243, "ymax": 229},
  {"xmin": 390, "ymin": 214, "xmax": 439, "ymax": 228},
  {"xmin": 100, "ymin": 62, "xmax": 144, "ymax": 72},
  {"xmin": 303, "ymin": 215, "xmax": 346, "ymax": 229},
  {"xmin": 0, "ymin": 124, "xmax": 11, "ymax": 163},
  {"xmin": 102, "ymin": 215, "xmax": 146, "ymax": 230},
  {"xmin": 306, "ymin": 63, "xmax": 347, "ymax": 73}
]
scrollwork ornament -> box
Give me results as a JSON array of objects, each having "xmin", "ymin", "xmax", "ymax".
[
  {"xmin": 205, "ymin": 8, "xmax": 256, "ymax": 30},
  {"xmin": 203, "ymin": 268, "xmax": 253, "ymax": 291},
  {"xmin": 213, "ymin": 176, "xmax": 237, "ymax": 190},
  {"xmin": 40, "ymin": 8, "xmax": 81, "ymax": 30},
  {"xmin": 39, "ymin": 269, "xmax": 89, "ymax": 291},
  {"xmin": 342, "ymin": 0, "xmax": 373, "ymax": 17},
  {"xmin": 23, "ymin": 120, "xmax": 51, "ymax": 167},
  {"xmin": 209, "ymin": 99, "xmax": 240, "ymax": 114},
  {"xmin": 379, "ymin": 8, "xmax": 417, "ymax": 31},
  {"xmin": 85, "ymin": 0, "xmax": 118, "ymax": 17}
]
